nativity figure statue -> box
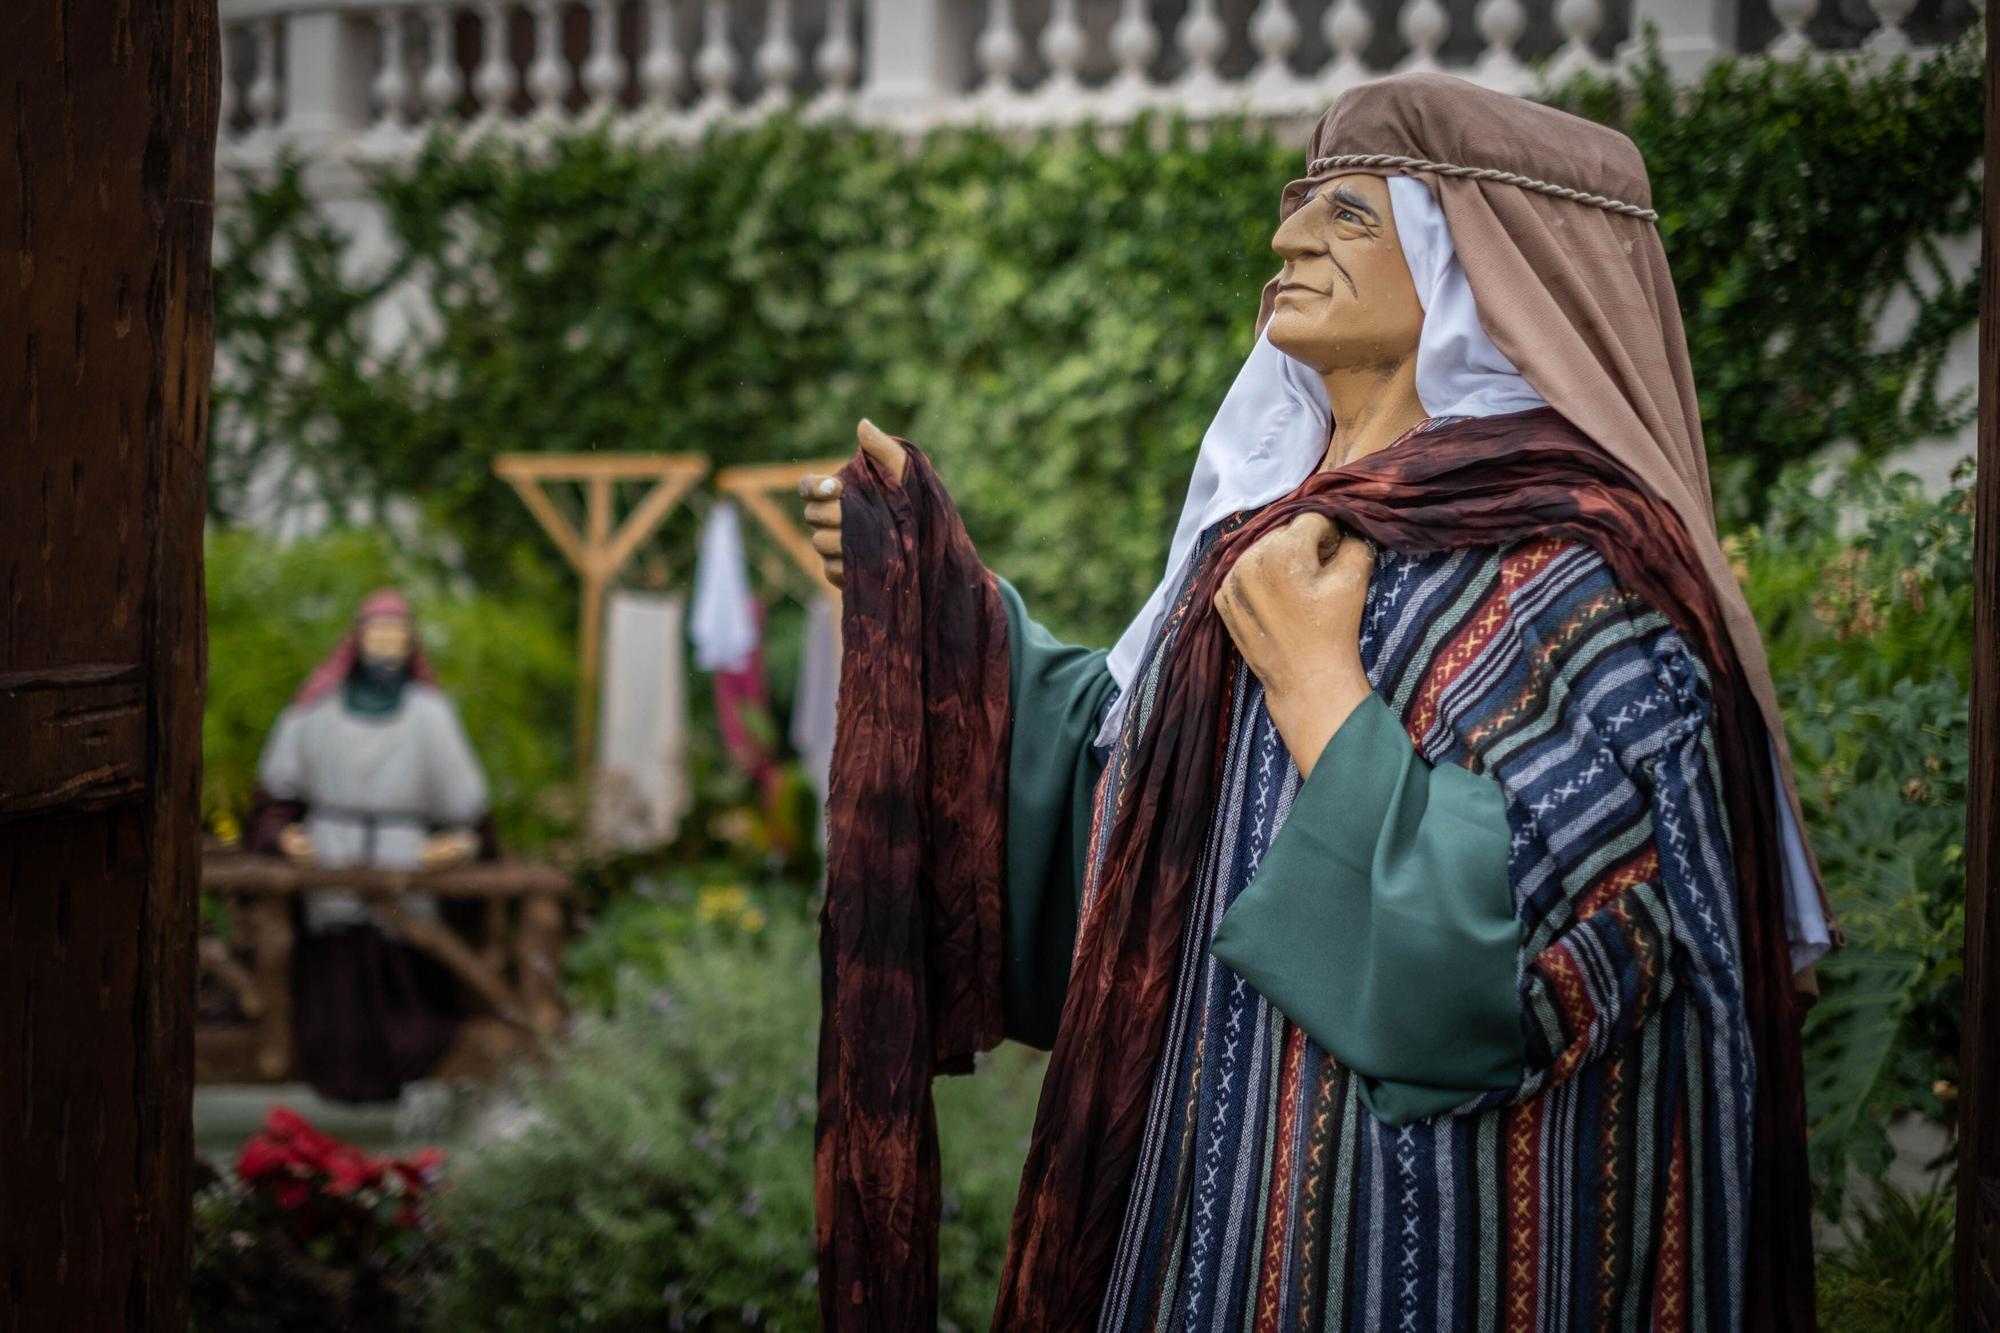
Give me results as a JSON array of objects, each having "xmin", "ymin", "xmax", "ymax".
[{"xmin": 801, "ymin": 72, "xmax": 1833, "ymax": 1333}]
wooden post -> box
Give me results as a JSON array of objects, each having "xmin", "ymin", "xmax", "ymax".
[
  {"xmin": 1954, "ymin": 14, "xmax": 2000, "ymax": 1329},
  {"xmin": 0, "ymin": 0, "xmax": 215, "ymax": 1325},
  {"xmin": 716, "ymin": 460, "xmax": 852, "ymax": 600},
  {"xmin": 495, "ymin": 454, "xmax": 709, "ymax": 773}
]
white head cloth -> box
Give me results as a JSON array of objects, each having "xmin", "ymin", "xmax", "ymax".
[{"xmin": 1098, "ymin": 177, "xmax": 1543, "ymax": 736}]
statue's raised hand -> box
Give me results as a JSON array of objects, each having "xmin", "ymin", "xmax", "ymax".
[{"xmin": 797, "ymin": 419, "xmax": 907, "ymax": 589}]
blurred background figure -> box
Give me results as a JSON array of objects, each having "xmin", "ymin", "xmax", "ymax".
[{"xmin": 247, "ymin": 589, "xmax": 493, "ymax": 1103}]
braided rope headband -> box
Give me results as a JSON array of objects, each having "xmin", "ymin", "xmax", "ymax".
[{"xmin": 1306, "ymin": 152, "xmax": 1659, "ymax": 222}]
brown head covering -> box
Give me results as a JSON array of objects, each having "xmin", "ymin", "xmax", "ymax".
[{"xmin": 1262, "ymin": 72, "xmax": 1834, "ymax": 947}]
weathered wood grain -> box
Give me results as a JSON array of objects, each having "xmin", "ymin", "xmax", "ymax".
[{"xmin": 0, "ymin": 0, "xmax": 216, "ymax": 1325}]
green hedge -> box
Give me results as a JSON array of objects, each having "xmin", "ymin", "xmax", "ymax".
[{"xmin": 211, "ymin": 38, "xmax": 1981, "ymax": 645}]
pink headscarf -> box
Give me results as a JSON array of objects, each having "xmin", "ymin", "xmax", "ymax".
[{"xmin": 291, "ymin": 589, "xmax": 438, "ymax": 707}]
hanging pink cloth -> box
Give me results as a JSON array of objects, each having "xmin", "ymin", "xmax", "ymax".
[
  {"xmin": 291, "ymin": 589, "xmax": 438, "ymax": 707},
  {"xmin": 713, "ymin": 603, "xmax": 780, "ymax": 796}
]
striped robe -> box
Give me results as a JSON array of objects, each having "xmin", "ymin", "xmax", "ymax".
[{"xmin": 1090, "ymin": 532, "xmax": 1752, "ymax": 1332}]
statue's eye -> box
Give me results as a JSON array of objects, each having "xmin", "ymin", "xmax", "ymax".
[{"xmin": 1333, "ymin": 207, "xmax": 1361, "ymax": 224}]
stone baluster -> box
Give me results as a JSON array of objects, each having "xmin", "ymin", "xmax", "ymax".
[
  {"xmin": 1862, "ymin": 0, "xmax": 1916, "ymax": 57},
  {"xmin": 1040, "ymin": 0, "xmax": 1088, "ymax": 92},
  {"xmin": 640, "ymin": 0, "xmax": 686, "ymax": 108},
  {"xmin": 1322, "ymin": 0, "xmax": 1372, "ymax": 85},
  {"xmin": 813, "ymin": 0, "xmax": 859, "ymax": 105},
  {"xmin": 1768, "ymin": 0, "xmax": 1817, "ymax": 57},
  {"xmin": 219, "ymin": 26, "xmax": 240, "ymax": 137},
  {"xmin": 694, "ymin": 0, "xmax": 736, "ymax": 114},
  {"xmin": 526, "ymin": 0, "xmax": 570, "ymax": 118},
  {"xmin": 475, "ymin": 2, "xmax": 517, "ymax": 122},
  {"xmin": 373, "ymin": 11, "xmax": 415, "ymax": 128},
  {"xmin": 246, "ymin": 17, "xmax": 283, "ymax": 133},
  {"xmin": 975, "ymin": 0, "xmax": 1024, "ymax": 96},
  {"xmin": 1249, "ymin": 0, "xmax": 1301, "ymax": 91},
  {"xmin": 1108, "ymin": 0, "xmax": 1159, "ymax": 89},
  {"xmin": 1471, "ymin": 0, "xmax": 1529, "ymax": 90},
  {"xmin": 423, "ymin": 6, "xmax": 467, "ymax": 121},
  {"xmin": 756, "ymin": 0, "xmax": 801, "ymax": 105},
  {"xmin": 1547, "ymin": 0, "xmax": 1605, "ymax": 78},
  {"xmin": 1176, "ymin": 0, "xmax": 1226, "ymax": 89},
  {"xmin": 583, "ymin": 0, "xmax": 626, "ymax": 110},
  {"xmin": 1398, "ymin": 0, "xmax": 1449, "ymax": 71}
]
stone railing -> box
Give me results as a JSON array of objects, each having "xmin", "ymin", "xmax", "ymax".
[{"xmin": 217, "ymin": 0, "xmax": 1976, "ymax": 166}]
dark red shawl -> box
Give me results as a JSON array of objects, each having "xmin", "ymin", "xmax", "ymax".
[
  {"xmin": 815, "ymin": 446, "xmax": 1011, "ymax": 1329},
  {"xmin": 818, "ymin": 410, "xmax": 1815, "ymax": 1333}
]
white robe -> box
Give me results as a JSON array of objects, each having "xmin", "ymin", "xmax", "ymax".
[{"xmin": 256, "ymin": 683, "xmax": 489, "ymax": 935}]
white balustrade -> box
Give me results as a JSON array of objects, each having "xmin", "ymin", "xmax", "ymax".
[
  {"xmin": 584, "ymin": 0, "xmax": 628, "ymax": 111},
  {"xmin": 1399, "ymin": 0, "xmax": 1451, "ymax": 71},
  {"xmin": 474, "ymin": 3, "xmax": 517, "ymax": 122},
  {"xmin": 814, "ymin": 0, "xmax": 860, "ymax": 107},
  {"xmin": 1768, "ymin": 0, "xmax": 1819, "ymax": 57},
  {"xmin": 246, "ymin": 17, "xmax": 282, "ymax": 134},
  {"xmin": 526, "ymin": 0, "xmax": 568, "ymax": 119},
  {"xmin": 640, "ymin": 0, "xmax": 687, "ymax": 108},
  {"xmin": 422, "ymin": 8, "xmax": 465, "ymax": 118},
  {"xmin": 694, "ymin": 0, "xmax": 736, "ymax": 115},
  {"xmin": 1040, "ymin": 0, "xmax": 1087, "ymax": 94},
  {"xmin": 212, "ymin": 0, "xmax": 1972, "ymax": 162},
  {"xmin": 755, "ymin": 0, "xmax": 802, "ymax": 107},
  {"xmin": 1546, "ymin": 0, "xmax": 1607, "ymax": 81},
  {"xmin": 1862, "ymin": 0, "xmax": 1917, "ymax": 57}
]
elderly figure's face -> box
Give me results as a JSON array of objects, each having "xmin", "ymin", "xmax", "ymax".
[
  {"xmin": 357, "ymin": 613, "xmax": 414, "ymax": 670},
  {"xmin": 1264, "ymin": 173, "xmax": 1423, "ymax": 376}
]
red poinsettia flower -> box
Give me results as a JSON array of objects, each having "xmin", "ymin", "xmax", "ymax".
[
  {"xmin": 390, "ymin": 1147, "xmax": 444, "ymax": 1193},
  {"xmin": 324, "ymin": 1148, "xmax": 385, "ymax": 1197},
  {"xmin": 271, "ymin": 1178, "xmax": 311, "ymax": 1211},
  {"xmin": 262, "ymin": 1105, "xmax": 344, "ymax": 1173},
  {"xmin": 235, "ymin": 1135, "xmax": 289, "ymax": 1184}
]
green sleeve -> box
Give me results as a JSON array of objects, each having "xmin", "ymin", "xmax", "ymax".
[
  {"xmin": 996, "ymin": 578, "xmax": 1117, "ymax": 1050},
  {"xmin": 1209, "ymin": 693, "xmax": 1525, "ymax": 1126}
]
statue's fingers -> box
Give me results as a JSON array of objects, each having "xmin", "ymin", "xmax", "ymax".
[
  {"xmin": 803, "ymin": 498, "xmax": 841, "ymax": 528},
  {"xmin": 812, "ymin": 527, "xmax": 843, "ymax": 557},
  {"xmin": 824, "ymin": 560, "xmax": 844, "ymax": 588}
]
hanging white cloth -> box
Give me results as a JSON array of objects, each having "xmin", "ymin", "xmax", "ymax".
[
  {"xmin": 791, "ymin": 595, "xmax": 842, "ymax": 803},
  {"xmin": 591, "ymin": 589, "xmax": 692, "ymax": 850},
  {"xmin": 690, "ymin": 501, "xmax": 761, "ymax": 673}
]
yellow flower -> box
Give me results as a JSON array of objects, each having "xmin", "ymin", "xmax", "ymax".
[
  {"xmin": 696, "ymin": 884, "xmax": 749, "ymax": 924},
  {"xmin": 740, "ymin": 908, "xmax": 768, "ymax": 933}
]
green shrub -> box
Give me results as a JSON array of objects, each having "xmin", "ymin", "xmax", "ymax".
[
  {"xmin": 203, "ymin": 525, "xmax": 576, "ymax": 847},
  {"xmin": 430, "ymin": 905, "xmax": 1044, "ymax": 1330},
  {"xmin": 211, "ymin": 39, "xmax": 1981, "ymax": 643},
  {"xmin": 1815, "ymin": 1180, "xmax": 1956, "ymax": 1333},
  {"xmin": 1738, "ymin": 461, "xmax": 1974, "ymax": 1207}
]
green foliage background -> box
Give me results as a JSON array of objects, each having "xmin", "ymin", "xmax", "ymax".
[{"xmin": 211, "ymin": 41, "xmax": 1982, "ymax": 645}]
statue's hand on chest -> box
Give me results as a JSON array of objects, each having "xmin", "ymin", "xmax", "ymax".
[{"xmin": 1213, "ymin": 513, "xmax": 1377, "ymax": 780}]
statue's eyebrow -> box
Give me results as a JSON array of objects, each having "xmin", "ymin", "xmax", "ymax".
[{"xmin": 1326, "ymin": 184, "xmax": 1380, "ymax": 223}]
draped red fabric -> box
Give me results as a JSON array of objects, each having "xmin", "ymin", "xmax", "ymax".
[
  {"xmin": 819, "ymin": 411, "xmax": 1813, "ymax": 1332},
  {"xmin": 815, "ymin": 445, "xmax": 1012, "ymax": 1330}
]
